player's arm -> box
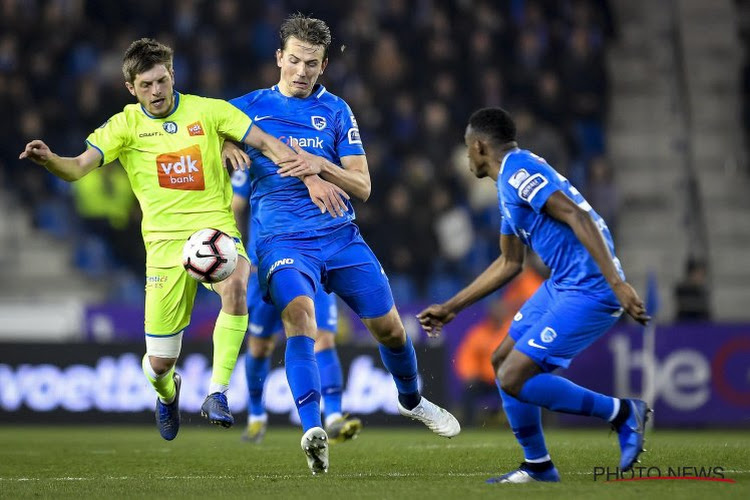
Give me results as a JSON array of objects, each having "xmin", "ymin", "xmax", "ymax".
[
  {"xmin": 19, "ymin": 140, "xmax": 101, "ymax": 182},
  {"xmin": 417, "ymin": 234, "xmax": 526, "ymax": 337},
  {"xmin": 235, "ymin": 127, "xmax": 350, "ymax": 217},
  {"xmin": 543, "ymin": 191, "xmax": 650, "ymax": 324},
  {"xmin": 278, "ymin": 150, "xmax": 371, "ymax": 202}
]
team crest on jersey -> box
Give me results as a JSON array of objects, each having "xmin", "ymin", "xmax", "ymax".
[
  {"xmin": 540, "ymin": 327, "xmax": 557, "ymax": 343},
  {"xmin": 311, "ymin": 116, "xmax": 327, "ymax": 130},
  {"xmin": 187, "ymin": 121, "xmax": 204, "ymax": 136},
  {"xmin": 508, "ymin": 168, "xmax": 530, "ymax": 189},
  {"xmin": 163, "ymin": 121, "xmax": 178, "ymax": 134}
]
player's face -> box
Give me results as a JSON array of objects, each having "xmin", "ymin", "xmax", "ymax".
[
  {"xmin": 276, "ymin": 37, "xmax": 328, "ymax": 98},
  {"xmin": 126, "ymin": 64, "xmax": 175, "ymax": 117},
  {"xmin": 465, "ymin": 126, "xmax": 489, "ymax": 178}
]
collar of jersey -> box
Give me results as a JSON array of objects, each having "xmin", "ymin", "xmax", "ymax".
[
  {"xmin": 140, "ymin": 91, "xmax": 180, "ymax": 119},
  {"xmin": 499, "ymin": 147, "xmax": 520, "ymax": 176},
  {"xmin": 271, "ymin": 84, "xmax": 327, "ymax": 100}
]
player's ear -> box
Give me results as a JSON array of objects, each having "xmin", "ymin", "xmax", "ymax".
[
  {"xmin": 320, "ymin": 57, "xmax": 329, "ymax": 74},
  {"xmin": 276, "ymin": 49, "xmax": 283, "ymax": 68},
  {"xmin": 125, "ymin": 81, "xmax": 136, "ymax": 97}
]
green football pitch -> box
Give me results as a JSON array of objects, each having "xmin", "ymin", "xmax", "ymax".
[{"xmin": 0, "ymin": 425, "xmax": 747, "ymax": 499}]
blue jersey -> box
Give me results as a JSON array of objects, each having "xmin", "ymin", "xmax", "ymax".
[
  {"xmin": 498, "ymin": 149, "xmax": 625, "ymax": 297},
  {"xmin": 229, "ymin": 85, "xmax": 365, "ymax": 241}
]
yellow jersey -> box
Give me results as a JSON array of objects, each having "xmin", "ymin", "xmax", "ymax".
[{"xmin": 85, "ymin": 92, "xmax": 252, "ymax": 245}]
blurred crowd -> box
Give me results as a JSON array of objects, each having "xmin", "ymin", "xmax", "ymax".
[{"xmin": 0, "ymin": 0, "xmax": 617, "ymax": 303}]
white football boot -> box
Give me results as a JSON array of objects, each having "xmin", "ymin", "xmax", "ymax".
[
  {"xmin": 397, "ymin": 397, "xmax": 461, "ymax": 437},
  {"xmin": 300, "ymin": 427, "xmax": 329, "ymax": 475}
]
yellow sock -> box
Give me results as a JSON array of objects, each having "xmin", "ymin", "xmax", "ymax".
[
  {"xmin": 142, "ymin": 354, "xmax": 176, "ymax": 403},
  {"xmin": 210, "ymin": 311, "xmax": 249, "ymax": 391}
]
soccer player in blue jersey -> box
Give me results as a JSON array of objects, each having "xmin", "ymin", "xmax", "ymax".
[
  {"xmin": 418, "ymin": 108, "xmax": 652, "ymax": 483},
  {"xmin": 227, "ymin": 14, "xmax": 460, "ymax": 474},
  {"xmin": 229, "ymin": 165, "xmax": 362, "ymax": 444}
]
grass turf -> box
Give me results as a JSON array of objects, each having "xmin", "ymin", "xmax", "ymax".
[{"xmin": 0, "ymin": 425, "xmax": 747, "ymax": 499}]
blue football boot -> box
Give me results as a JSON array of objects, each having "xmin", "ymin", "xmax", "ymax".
[
  {"xmin": 616, "ymin": 399, "xmax": 652, "ymax": 471},
  {"xmin": 487, "ymin": 463, "xmax": 561, "ymax": 483},
  {"xmin": 200, "ymin": 392, "xmax": 234, "ymax": 428},
  {"xmin": 155, "ymin": 373, "xmax": 181, "ymax": 441}
]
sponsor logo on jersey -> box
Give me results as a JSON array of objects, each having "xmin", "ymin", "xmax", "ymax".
[
  {"xmin": 139, "ymin": 131, "xmax": 162, "ymax": 137},
  {"xmin": 540, "ymin": 327, "xmax": 557, "ymax": 343},
  {"xmin": 278, "ymin": 135, "xmax": 324, "ymax": 148},
  {"xmin": 311, "ymin": 115, "xmax": 327, "ymax": 130},
  {"xmin": 187, "ymin": 121, "xmax": 204, "ymax": 136},
  {"xmin": 518, "ymin": 173, "xmax": 548, "ymax": 202},
  {"xmin": 347, "ymin": 127, "xmax": 362, "ymax": 145},
  {"xmin": 509, "ymin": 168, "xmax": 530, "ymax": 189},
  {"xmin": 163, "ymin": 121, "xmax": 178, "ymax": 134},
  {"xmin": 268, "ymin": 258, "xmax": 294, "ymax": 278},
  {"xmin": 156, "ymin": 145, "xmax": 205, "ymax": 190}
]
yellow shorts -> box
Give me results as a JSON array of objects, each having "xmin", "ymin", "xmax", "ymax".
[{"xmin": 144, "ymin": 236, "xmax": 248, "ymax": 335}]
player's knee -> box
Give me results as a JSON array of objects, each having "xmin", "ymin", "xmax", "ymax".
[
  {"xmin": 281, "ymin": 297, "xmax": 316, "ymax": 334},
  {"xmin": 491, "ymin": 347, "xmax": 507, "ymax": 377},
  {"xmin": 149, "ymin": 356, "xmax": 176, "ymax": 376},
  {"xmin": 249, "ymin": 337, "xmax": 274, "ymax": 357},
  {"xmin": 498, "ymin": 363, "xmax": 525, "ymax": 398}
]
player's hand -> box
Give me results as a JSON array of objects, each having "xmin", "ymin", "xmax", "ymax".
[
  {"xmin": 303, "ymin": 175, "xmax": 350, "ymax": 218},
  {"xmin": 19, "ymin": 140, "xmax": 53, "ymax": 166},
  {"xmin": 221, "ymin": 141, "xmax": 250, "ymax": 171},
  {"xmin": 613, "ymin": 281, "xmax": 651, "ymax": 325},
  {"xmin": 416, "ymin": 304, "xmax": 457, "ymax": 338},
  {"xmin": 277, "ymin": 143, "xmax": 323, "ymax": 178}
]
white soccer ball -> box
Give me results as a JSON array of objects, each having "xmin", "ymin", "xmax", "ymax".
[{"xmin": 182, "ymin": 228, "xmax": 238, "ymax": 283}]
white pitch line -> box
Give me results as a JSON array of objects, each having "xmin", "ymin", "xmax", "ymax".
[{"xmin": 1, "ymin": 470, "xmax": 748, "ymax": 482}]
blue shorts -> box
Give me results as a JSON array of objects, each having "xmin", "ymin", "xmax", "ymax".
[
  {"xmin": 247, "ymin": 270, "xmax": 338, "ymax": 338},
  {"xmin": 510, "ymin": 280, "xmax": 623, "ymax": 372},
  {"xmin": 256, "ymin": 224, "xmax": 394, "ymax": 319}
]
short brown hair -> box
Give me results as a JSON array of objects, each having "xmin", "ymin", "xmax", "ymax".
[
  {"xmin": 122, "ymin": 38, "xmax": 173, "ymax": 83},
  {"xmin": 279, "ymin": 13, "xmax": 331, "ymax": 59}
]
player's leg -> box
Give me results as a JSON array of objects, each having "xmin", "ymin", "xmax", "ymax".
[
  {"xmin": 242, "ymin": 272, "xmax": 280, "ymax": 443},
  {"xmin": 486, "ymin": 334, "xmax": 558, "ymax": 484},
  {"xmin": 143, "ymin": 245, "xmax": 197, "ymax": 440},
  {"xmin": 201, "ymin": 239, "xmax": 251, "ymax": 428},
  {"xmin": 323, "ymin": 226, "xmax": 459, "ymax": 437},
  {"xmin": 258, "ymin": 243, "xmax": 328, "ymax": 474},
  {"xmin": 499, "ymin": 286, "xmax": 650, "ymax": 472},
  {"xmin": 313, "ymin": 291, "xmax": 362, "ymax": 442}
]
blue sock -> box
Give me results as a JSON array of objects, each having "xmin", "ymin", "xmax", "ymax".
[
  {"xmin": 245, "ymin": 352, "xmax": 270, "ymax": 417},
  {"xmin": 500, "ymin": 388, "xmax": 549, "ymax": 460},
  {"xmin": 315, "ymin": 347, "xmax": 343, "ymax": 418},
  {"xmin": 518, "ymin": 373, "xmax": 616, "ymax": 421},
  {"xmin": 285, "ymin": 335, "xmax": 322, "ymax": 431},
  {"xmin": 378, "ymin": 335, "xmax": 420, "ymax": 409}
]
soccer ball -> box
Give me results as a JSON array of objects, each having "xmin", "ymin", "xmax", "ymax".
[{"xmin": 182, "ymin": 228, "xmax": 238, "ymax": 283}]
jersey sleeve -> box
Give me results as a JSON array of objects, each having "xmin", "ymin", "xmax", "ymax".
[
  {"xmin": 85, "ymin": 112, "xmax": 129, "ymax": 166},
  {"xmin": 335, "ymin": 101, "xmax": 365, "ymax": 157},
  {"xmin": 503, "ymin": 155, "xmax": 564, "ymax": 213},
  {"xmin": 211, "ymin": 98, "xmax": 253, "ymax": 143},
  {"xmin": 500, "ymin": 217, "xmax": 515, "ymax": 235}
]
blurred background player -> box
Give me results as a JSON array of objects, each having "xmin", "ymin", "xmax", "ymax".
[
  {"xmin": 228, "ymin": 14, "xmax": 459, "ymax": 474},
  {"xmin": 418, "ymin": 108, "xmax": 651, "ymax": 483},
  {"xmin": 18, "ymin": 37, "xmax": 345, "ymax": 441},
  {"xmin": 229, "ymin": 162, "xmax": 362, "ymax": 444}
]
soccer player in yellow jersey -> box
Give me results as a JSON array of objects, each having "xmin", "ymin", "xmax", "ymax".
[{"xmin": 19, "ymin": 38, "xmax": 348, "ymax": 441}]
